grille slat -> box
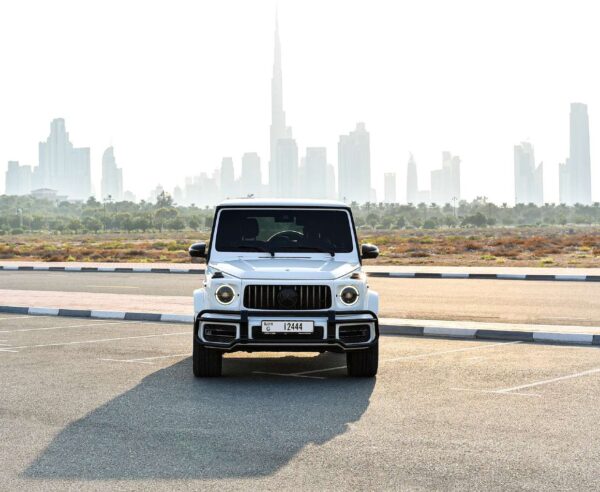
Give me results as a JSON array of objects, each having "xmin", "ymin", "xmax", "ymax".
[{"xmin": 244, "ymin": 285, "xmax": 331, "ymax": 310}]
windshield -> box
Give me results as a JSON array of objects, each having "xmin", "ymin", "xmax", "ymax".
[{"xmin": 214, "ymin": 209, "xmax": 354, "ymax": 254}]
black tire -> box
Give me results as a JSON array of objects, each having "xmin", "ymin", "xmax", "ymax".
[
  {"xmin": 346, "ymin": 342, "xmax": 378, "ymax": 377},
  {"xmin": 193, "ymin": 339, "xmax": 223, "ymax": 377}
]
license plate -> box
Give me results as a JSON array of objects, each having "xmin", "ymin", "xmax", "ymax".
[{"xmin": 261, "ymin": 320, "xmax": 314, "ymax": 334}]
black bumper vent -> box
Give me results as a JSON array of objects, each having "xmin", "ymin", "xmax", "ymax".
[
  {"xmin": 338, "ymin": 324, "xmax": 371, "ymax": 344},
  {"xmin": 244, "ymin": 285, "xmax": 332, "ymax": 310},
  {"xmin": 203, "ymin": 323, "xmax": 237, "ymax": 343}
]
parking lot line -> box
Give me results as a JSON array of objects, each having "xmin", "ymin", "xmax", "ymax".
[
  {"xmin": 292, "ymin": 340, "xmax": 522, "ymax": 376},
  {"xmin": 3, "ymin": 331, "xmax": 188, "ymax": 351},
  {"xmin": 252, "ymin": 371, "xmax": 326, "ymax": 380},
  {"xmin": 494, "ymin": 367, "xmax": 600, "ymax": 393},
  {"xmin": 0, "ymin": 320, "xmax": 140, "ymax": 333},
  {"xmin": 451, "ymin": 387, "xmax": 541, "ymax": 397},
  {"xmin": 85, "ymin": 285, "xmax": 140, "ymax": 289},
  {"xmin": 99, "ymin": 353, "xmax": 190, "ymax": 364},
  {"xmin": 98, "ymin": 358, "xmax": 154, "ymax": 365}
]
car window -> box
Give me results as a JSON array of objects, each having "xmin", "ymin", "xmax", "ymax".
[{"xmin": 215, "ymin": 209, "xmax": 354, "ymax": 253}]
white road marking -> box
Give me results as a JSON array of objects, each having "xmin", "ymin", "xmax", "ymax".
[
  {"xmin": 0, "ymin": 320, "xmax": 139, "ymax": 333},
  {"xmin": 451, "ymin": 387, "xmax": 541, "ymax": 398},
  {"xmin": 85, "ymin": 285, "xmax": 140, "ymax": 289},
  {"xmin": 3, "ymin": 331, "xmax": 188, "ymax": 351},
  {"xmin": 0, "ymin": 348, "xmax": 19, "ymax": 353},
  {"xmin": 98, "ymin": 358, "xmax": 154, "ymax": 365},
  {"xmin": 99, "ymin": 352, "xmax": 190, "ymax": 364},
  {"xmin": 293, "ymin": 341, "xmax": 522, "ymax": 376},
  {"xmin": 493, "ymin": 367, "xmax": 600, "ymax": 393},
  {"xmin": 253, "ymin": 371, "xmax": 325, "ymax": 380}
]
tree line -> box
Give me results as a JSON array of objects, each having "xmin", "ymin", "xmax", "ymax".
[{"xmin": 1, "ymin": 193, "xmax": 600, "ymax": 234}]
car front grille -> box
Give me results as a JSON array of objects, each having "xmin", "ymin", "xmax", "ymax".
[{"xmin": 243, "ymin": 285, "xmax": 332, "ymax": 310}]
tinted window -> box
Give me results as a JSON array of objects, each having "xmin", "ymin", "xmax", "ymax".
[{"xmin": 215, "ymin": 209, "xmax": 354, "ymax": 254}]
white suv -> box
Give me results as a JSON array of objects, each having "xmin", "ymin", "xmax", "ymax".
[{"xmin": 189, "ymin": 199, "xmax": 380, "ymax": 377}]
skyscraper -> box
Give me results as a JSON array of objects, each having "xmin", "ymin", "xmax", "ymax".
[
  {"xmin": 5, "ymin": 161, "xmax": 32, "ymax": 196},
  {"xmin": 430, "ymin": 152, "xmax": 460, "ymax": 205},
  {"xmin": 269, "ymin": 12, "xmax": 293, "ymax": 196},
  {"xmin": 406, "ymin": 153, "xmax": 418, "ymax": 204},
  {"xmin": 384, "ymin": 173, "xmax": 397, "ymax": 203},
  {"xmin": 304, "ymin": 147, "xmax": 327, "ymax": 198},
  {"xmin": 220, "ymin": 157, "xmax": 236, "ymax": 199},
  {"xmin": 274, "ymin": 138, "xmax": 298, "ymax": 197},
  {"xmin": 514, "ymin": 142, "xmax": 543, "ymax": 205},
  {"xmin": 338, "ymin": 122, "xmax": 371, "ymax": 204},
  {"xmin": 241, "ymin": 152, "xmax": 262, "ymax": 197},
  {"xmin": 101, "ymin": 146, "xmax": 123, "ymax": 201},
  {"xmin": 559, "ymin": 103, "xmax": 591, "ymax": 204},
  {"xmin": 33, "ymin": 118, "xmax": 91, "ymax": 200}
]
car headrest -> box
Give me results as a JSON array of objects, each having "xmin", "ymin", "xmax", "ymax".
[{"xmin": 241, "ymin": 218, "xmax": 259, "ymax": 239}]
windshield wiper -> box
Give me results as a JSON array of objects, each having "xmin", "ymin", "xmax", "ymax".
[
  {"xmin": 276, "ymin": 245, "xmax": 335, "ymax": 257},
  {"xmin": 230, "ymin": 244, "xmax": 274, "ymax": 257}
]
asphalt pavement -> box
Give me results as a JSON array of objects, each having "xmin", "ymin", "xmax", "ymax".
[
  {"xmin": 1, "ymin": 270, "xmax": 599, "ymax": 326},
  {"xmin": 1, "ymin": 313, "xmax": 600, "ymax": 490}
]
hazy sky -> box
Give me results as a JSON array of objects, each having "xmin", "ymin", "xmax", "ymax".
[{"xmin": 0, "ymin": 0, "xmax": 598, "ymax": 203}]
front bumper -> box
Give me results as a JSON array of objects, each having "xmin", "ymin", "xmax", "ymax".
[{"xmin": 194, "ymin": 309, "xmax": 379, "ymax": 352}]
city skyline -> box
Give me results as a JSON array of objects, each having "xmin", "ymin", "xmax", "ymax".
[{"xmin": 0, "ymin": 1, "xmax": 599, "ymax": 204}]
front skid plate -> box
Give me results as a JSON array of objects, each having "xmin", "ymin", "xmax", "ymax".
[{"xmin": 195, "ymin": 309, "xmax": 379, "ymax": 352}]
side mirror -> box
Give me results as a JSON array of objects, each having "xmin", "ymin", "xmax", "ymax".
[
  {"xmin": 189, "ymin": 242, "xmax": 207, "ymax": 259},
  {"xmin": 361, "ymin": 243, "xmax": 379, "ymax": 260}
]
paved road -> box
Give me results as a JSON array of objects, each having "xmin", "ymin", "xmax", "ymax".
[
  {"xmin": 2, "ymin": 270, "xmax": 600, "ymax": 326},
  {"xmin": 1, "ymin": 313, "xmax": 599, "ymax": 490}
]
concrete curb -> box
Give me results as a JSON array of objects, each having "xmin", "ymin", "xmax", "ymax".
[
  {"xmin": 1, "ymin": 265, "xmax": 599, "ymax": 282},
  {"xmin": 0, "ymin": 305, "xmax": 194, "ymax": 323},
  {"xmin": 1, "ymin": 304, "xmax": 599, "ymax": 346},
  {"xmin": 367, "ymin": 272, "xmax": 600, "ymax": 282},
  {"xmin": 0, "ymin": 265, "xmax": 600, "ymax": 282},
  {"xmin": 0, "ymin": 265, "xmax": 205, "ymax": 274}
]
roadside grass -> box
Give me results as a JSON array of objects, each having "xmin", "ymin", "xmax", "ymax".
[{"xmin": 0, "ymin": 227, "xmax": 598, "ymax": 267}]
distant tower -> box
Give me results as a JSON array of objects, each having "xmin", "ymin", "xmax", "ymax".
[
  {"xmin": 269, "ymin": 11, "xmax": 292, "ymax": 196},
  {"xmin": 274, "ymin": 138, "xmax": 298, "ymax": 197},
  {"xmin": 566, "ymin": 103, "xmax": 592, "ymax": 205},
  {"xmin": 101, "ymin": 146, "xmax": 123, "ymax": 201},
  {"xmin": 431, "ymin": 152, "xmax": 460, "ymax": 205},
  {"xmin": 338, "ymin": 122, "xmax": 371, "ymax": 203},
  {"xmin": 514, "ymin": 142, "xmax": 543, "ymax": 205},
  {"xmin": 33, "ymin": 118, "xmax": 91, "ymax": 200},
  {"xmin": 304, "ymin": 147, "xmax": 327, "ymax": 198},
  {"xmin": 220, "ymin": 157, "xmax": 235, "ymax": 199},
  {"xmin": 406, "ymin": 154, "xmax": 418, "ymax": 204},
  {"xmin": 5, "ymin": 161, "xmax": 32, "ymax": 196},
  {"xmin": 241, "ymin": 152, "xmax": 262, "ymax": 197},
  {"xmin": 384, "ymin": 173, "xmax": 397, "ymax": 203}
]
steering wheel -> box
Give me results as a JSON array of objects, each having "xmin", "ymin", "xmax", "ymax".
[{"xmin": 267, "ymin": 230, "xmax": 304, "ymax": 244}]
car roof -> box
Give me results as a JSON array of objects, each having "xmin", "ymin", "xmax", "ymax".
[{"xmin": 217, "ymin": 198, "xmax": 351, "ymax": 209}]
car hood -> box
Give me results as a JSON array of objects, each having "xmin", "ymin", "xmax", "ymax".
[{"xmin": 211, "ymin": 258, "xmax": 359, "ymax": 280}]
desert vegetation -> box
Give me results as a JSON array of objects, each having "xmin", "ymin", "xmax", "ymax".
[{"xmin": 1, "ymin": 194, "xmax": 599, "ymax": 266}]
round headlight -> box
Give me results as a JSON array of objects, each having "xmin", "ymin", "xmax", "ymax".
[
  {"xmin": 339, "ymin": 286, "xmax": 359, "ymax": 305},
  {"xmin": 215, "ymin": 285, "xmax": 235, "ymax": 305}
]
